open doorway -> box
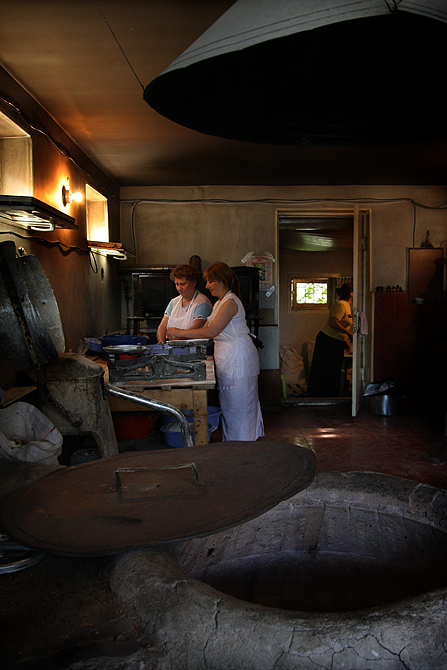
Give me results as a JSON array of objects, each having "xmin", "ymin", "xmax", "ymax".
[{"xmin": 278, "ymin": 210, "xmax": 356, "ymax": 405}]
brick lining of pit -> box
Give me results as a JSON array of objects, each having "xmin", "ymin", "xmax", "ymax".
[{"xmin": 112, "ymin": 472, "xmax": 447, "ymax": 670}]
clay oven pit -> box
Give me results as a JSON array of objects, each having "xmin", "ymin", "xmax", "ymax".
[{"xmin": 112, "ymin": 471, "xmax": 447, "ymax": 670}]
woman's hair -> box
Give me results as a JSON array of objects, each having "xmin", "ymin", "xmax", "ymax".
[
  {"xmin": 170, "ymin": 264, "xmax": 201, "ymax": 283},
  {"xmin": 203, "ymin": 262, "xmax": 241, "ymax": 299},
  {"xmin": 336, "ymin": 282, "xmax": 353, "ymax": 301}
]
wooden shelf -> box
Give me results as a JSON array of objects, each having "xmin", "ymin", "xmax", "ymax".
[{"xmin": 3, "ymin": 386, "xmax": 37, "ymax": 406}]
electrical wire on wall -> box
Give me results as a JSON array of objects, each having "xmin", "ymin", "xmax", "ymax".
[
  {"xmin": 0, "ymin": 95, "xmax": 118, "ymax": 204},
  {"xmin": 1, "ymin": 94, "xmax": 118, "ymax": 265},
  {"xmin": 124, "ymin": 196, "xmax": 447, "ymax": 252},
  {"xmin": 0, "ymin": 228, "xmax": 103, "ymax": 274},
  {"xmin": 0, "ymin": 229, "xmax": 90, "ymax": 256}
]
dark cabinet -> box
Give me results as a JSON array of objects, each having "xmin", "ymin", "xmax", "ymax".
[
  {"xmin": 132, "ymin": 269, "xmax": 177, "ymax": 318},
  {"xmin": 231, "ymin": 266, "xmax": 260, "ymax": 336},
  {"xmin": 373, "ymin": 291, "xmax": 447, "ymax": 412}
]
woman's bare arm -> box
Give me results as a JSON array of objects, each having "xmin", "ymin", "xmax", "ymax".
[
  {"xmin": 157, "ymin": 315, "xmax": 169, "ymax": 343},
  {"xmin": 328, "ymin": 316, "xmax": 353, "ymax": 341},
  {"xmin": 167, "ymin": 299, "xmax": 237, "ymax": 341}
]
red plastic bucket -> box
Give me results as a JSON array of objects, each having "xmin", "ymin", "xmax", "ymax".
[{"xmin": 112, "ymin": 412, "xmax": 159, "ymax": 439}]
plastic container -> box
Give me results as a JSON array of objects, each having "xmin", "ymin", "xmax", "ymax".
[
  {"xmin": 112, "ymin": 411, "xmax": 159, "ymax": 439},
  {"xmin": 84, "ymin": 337, "xmax": 103, "ymax": 353},
  {"xmin": 160, "ymin": 421, "xmax": 214, "ymax": 448},
  {"xmin": 182, "ymin": 407, "xmax": 221, "ymax": 432},
  {"xmin": 161, "ymin": 406, "xmax": 222, "ymax": 431}
]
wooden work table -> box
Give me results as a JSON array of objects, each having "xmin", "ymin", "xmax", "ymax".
[{"xmin": 104, "ymin": 355, "xmax": 216, "ymax": 446}]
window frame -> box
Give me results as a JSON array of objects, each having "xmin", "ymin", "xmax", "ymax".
[{"xmin": 290, "ymin": 276, "xmax": 329, "ymax": 311}]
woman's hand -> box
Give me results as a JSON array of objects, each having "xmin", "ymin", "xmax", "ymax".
[{"xmin": 166, "ymin": 327, "xmax": 181, "ymax": 340}]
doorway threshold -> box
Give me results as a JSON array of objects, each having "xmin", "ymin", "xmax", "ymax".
[{"xmin": 281, "ymin": 397, "xmax": 351, "ymax": 407}]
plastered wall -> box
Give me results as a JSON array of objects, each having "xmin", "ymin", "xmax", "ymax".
[{"xmin": 120, "ymin": 184, "xmax": 447, "ymax": 371}]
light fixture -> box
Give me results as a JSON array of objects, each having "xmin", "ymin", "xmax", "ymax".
[
  {"xmin": 0, "ymin": 195, "xmax": 78, "ymax": 231},
  {"xmin": 144, "ymin": 0, "xmax": 447, "ymax": 147},
  {"xmin": 62, "ymin": 186, "xmax": 83, "ymax": 207},
  {"xmin": 88, "ymin": 241, "xmax": 132, "ymax": 260}
]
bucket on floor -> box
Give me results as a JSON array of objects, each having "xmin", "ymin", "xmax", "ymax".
[
  {"xmin": 160, "ymin": 421, "xmax": 214, "ymax": 448},
  {"xmin": 112, "ymin": 412, "xmax": 159, "ymax": 439},
  {"xmin": 368, "ymin": 394, "xmax": 402, "ymax": 416}
]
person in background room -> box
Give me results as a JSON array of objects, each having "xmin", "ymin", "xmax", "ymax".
[
  {"xmin": 157, "ymin": 264, "xmax": 212, "ymax": 343},
  {"xmin": 167, "ymin": 262, "xmax": 264, "ymax": 442},
  {"xmin": 307, "ymin": 282, "xmax": 353, "ymax": 397}
]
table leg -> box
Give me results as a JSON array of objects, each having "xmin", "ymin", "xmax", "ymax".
[{"xmin": 193, "ymin": 390, "xmax": 208, "ymax": 445}]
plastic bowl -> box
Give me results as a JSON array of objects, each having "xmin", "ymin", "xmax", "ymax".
[
  {"xmin": 160, "ymin": 421, "xmax": 214, "ymax": 448},
  {"xmin": 161, "ymin": 406, "xmax": 222, "ymax": 431},
  {"xmin": 112, "ymin": 412, "xmax": 159, "ymax": 439}
]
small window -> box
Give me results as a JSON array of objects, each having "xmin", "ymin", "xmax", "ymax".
[
  {"xmin": 0, "ymin": 110, "xmax": 32, "ymax": 196},
  {"xmin": 86, "ymin": 184, "xmax": 108, "ymax": 242},
  {"xmin": 291, "ymin": 278, "xmax": 328, "ymax": 310}
]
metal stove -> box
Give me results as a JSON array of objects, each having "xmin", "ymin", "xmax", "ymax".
[{"xmin": 105, "ymin": 339, "xmax": 211, "ymax": 384}]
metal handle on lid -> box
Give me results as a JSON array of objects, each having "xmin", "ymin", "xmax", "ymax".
[{"xmin": 114, "ymin": 462, "xmax": 211, "ymax": 491}]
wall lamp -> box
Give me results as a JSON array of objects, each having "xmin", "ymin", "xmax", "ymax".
[
  {"xmin": 0, "ymin": 195, "xmax": 78, "ymax": 231},
  {"xmin": 62, "ymin": 186, "xmax": 83, "ymax": 207}
]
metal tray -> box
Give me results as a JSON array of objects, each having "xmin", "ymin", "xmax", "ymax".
[
  {"xmin": 166, "ymin": 339, "xmax": 211, "ymax": 347},
  {"xmin": 103, "ymin": 344, "xmax": 146, "ymax": 354}
]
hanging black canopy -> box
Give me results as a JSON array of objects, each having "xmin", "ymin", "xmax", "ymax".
[{"xmin": 145, "ymin": 3, "xmax": 447, "ymax": 147}]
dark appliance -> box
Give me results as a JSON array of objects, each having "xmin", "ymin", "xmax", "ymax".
[
  {"xmin": 132, "ymin": 269, "xmax": 177, "ymax": 319},
  {"xmin": 231, "ymin": 266, "xmax": 260, "ymax": 336}
]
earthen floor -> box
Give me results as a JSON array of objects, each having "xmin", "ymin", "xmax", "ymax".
[{"xmin": 2, "ymin": 403, "xmax": 447, "ymax": 668}]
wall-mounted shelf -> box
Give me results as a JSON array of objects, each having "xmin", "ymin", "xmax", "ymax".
[{"xmin": 88, "ymin": 241, "xmax": 135, "ymax": 260}]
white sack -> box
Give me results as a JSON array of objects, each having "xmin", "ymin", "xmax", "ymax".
[
  {"xmin": 279, "ymin": 345, "xmax": 307, "ymax": 387},
  {"xmin": 0, "ymin": 402, "xmax": 63, "ymax": 465}
]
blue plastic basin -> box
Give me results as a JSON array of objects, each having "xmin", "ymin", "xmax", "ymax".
[
  {"xmin": 160, "ymin": 422, "xmax": 214, "ymax": 448},
  {"xmin": 161, "ymin": 406, "xmax": 221, "ymax": 431}
]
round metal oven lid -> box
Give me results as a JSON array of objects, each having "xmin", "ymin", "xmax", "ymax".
[{"xmin": 1, "ymin": 441, "xmax": 315, "ymax": 556}]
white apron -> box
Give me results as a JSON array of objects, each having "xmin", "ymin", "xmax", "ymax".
[
  {"xmin": 166, "ymin": 290, "xmax": 211, "ymax": 330},
  {"xmin": 209, "ymin": 292, "xmax": 264, "ymax": 441}
]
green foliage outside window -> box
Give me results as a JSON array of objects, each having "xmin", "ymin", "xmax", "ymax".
[{"xmin": 291, "ymin": 279, "xmax": 328, "ymax": 309}]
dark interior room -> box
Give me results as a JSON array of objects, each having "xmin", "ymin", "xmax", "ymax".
[{"xmin": 1, "ymin": 2, "xmax": 447, "ymax": 668}]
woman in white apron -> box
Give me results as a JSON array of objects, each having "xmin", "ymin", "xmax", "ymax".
[
  {"xmin": 157, "ymin": 265, "xmax": 212, "ymax": 343},
  {"xmin": 167, "ymin": 262, "xmax": 264, "ymax": 442}
]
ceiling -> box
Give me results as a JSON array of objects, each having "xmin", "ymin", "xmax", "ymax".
[{"xmin": 2, "ymin": 0, "xmax": 447, "ymax": 187}]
